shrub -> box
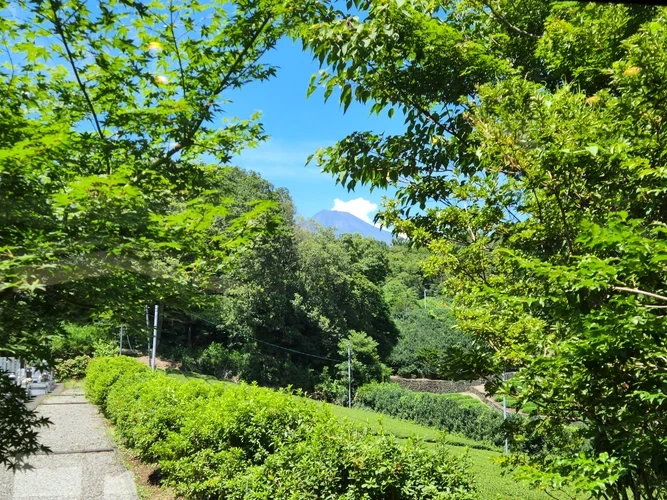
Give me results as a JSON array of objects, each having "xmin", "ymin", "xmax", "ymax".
[
  {"xmin": 0, "ymin": 373, "xmax": 51, "ymax": 469},
  {"xmin": 87, "ymin": 357, "xmax": 476, "ymax": 499},
  {"xmin": 180, "ymin": 342, "xmax": 245, "ymax": 379},
  {"xmin": 53, "ymin": 355, "xmax": 90, "ymax": 380},
  {"xmin": 85, "ymin": 356, "xmax": 151, "ymax": 413},
  {"xmin": 155, "ymin": 382, "xmax": 322, "ymax": 466},
  {"xmin": 178, "ymin": 343, "xmax": 319, "ymax": 390},
  {"xmin": 92, "ymin": 339, "xmax": 118, "ymax": 358},
  {"xmin": 50, "ymin": 322, "xmax": 113, "ymax": 359},
  {"xmin": 107, "ymin": 373, "xmax": 218, "ymax": 460},
  {"xmin": 355, "ymin": 382, "xmax": 507, "ymax": 446},
  {"xmin": 221, "ymin": 422, "xmax": 475, "ymax": 500},
  {"xmin": 314, "ymin": 366, "xmax": 349, "ymax": 404}
]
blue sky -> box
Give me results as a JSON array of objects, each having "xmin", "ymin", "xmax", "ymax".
[{"xmin": 227, "ymin": 38, "xmax": 404, "ymax": 224}]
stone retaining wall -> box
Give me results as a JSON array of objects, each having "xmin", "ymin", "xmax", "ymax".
[{"xmin": 389, "ymin": 375, "xmax": 486, "ymax": 394}]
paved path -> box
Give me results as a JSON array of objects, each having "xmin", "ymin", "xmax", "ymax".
[{"xmin": 0, "ymin": 386, "xmax": 139, "ymax": 500}]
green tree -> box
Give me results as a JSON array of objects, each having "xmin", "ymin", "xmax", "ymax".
[
  {"xmin": 388, "ymin": 307, "xmax": 479, "ymax": 379},
  {"xmin": 340, "ymin": 233, "xmax": 389, "ymax": 285},
  {"xmin": 295, "ymin": 227, "xmax": 398, "ymax": 359},
  {"xmin": 336, "ymin": 330, "xmax": 390, "ymax": 390},
  {"xmin": 168, "ymin": 187, "xmax": 400, "ymax": 389},
  {"xmin": 303, "ymin": 2, "xmax": 667, "ymax": 498},
  {"xmin": 0, "ymin": 0, "xmax": 322, "ymax": 468}
]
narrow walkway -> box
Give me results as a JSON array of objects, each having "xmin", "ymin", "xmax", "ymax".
[{"xmin": 0, "ymin": 385, "xmax": 138, "ymax": 500}]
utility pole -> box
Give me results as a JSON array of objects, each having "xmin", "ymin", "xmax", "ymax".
[
  {"xmin": 151, "ymin": 305, "xmax": 159, "ymax": 371},
  {"xmin": 503, "ymin": 369, "xmax": 508, "ymax": 454},
  {"xmin": 145, "ymin": 305, "xmax": 150, "ymax": 355},
  {"xmin": 348, "ymin": 343, "xmax": 352, "ymax": 408},
  {"xmin": 119, "ymin": 324, "xmax": 124, "ymax": 356}
]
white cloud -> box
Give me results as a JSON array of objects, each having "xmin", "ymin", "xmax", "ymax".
[{"xmin": 332, "ymin": 197, "xmax": 378, "ymax": 225}]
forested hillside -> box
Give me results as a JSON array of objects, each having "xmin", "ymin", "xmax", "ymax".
[
  {"xmin": 33, "ymin": 163, "xmax": 466, "ymax": 393},
  {"xmin": 129, "ymin": 167, "xmax": 470, "ymax": 390}
]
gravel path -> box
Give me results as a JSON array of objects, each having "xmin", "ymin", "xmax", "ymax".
[{"xmin": 0, "ymin": 386, "xmax": 139, "ymax": 500}]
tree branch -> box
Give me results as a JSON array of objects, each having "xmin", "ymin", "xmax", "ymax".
[
  {"xmin": 364, "ymin": 61, "xmax": 463, "ymax": 141},
  {"xmin": 168, "ymin": 2, "xmax": 188, "ymax": 102},
  {"xmin": 546, "ymin": 173, "xmax": 574, "ymax": 255},
  {"xmin": 152, "ymin": 15, "xmax": 272, "ymax": 169},
  {"xmin": 49, "ymin": 0, "xmax": 111, "ymax": 175},
  {"xmin": 612, "ymin": 287, "xmax": 667, "ymax": 303},
  {"xmin": 479, "ymin": 0, "xmax": 539, "ymax": 39},
  {"xmin": 410, "ymin": 98, "xmax": 462, "ymax": 140}
]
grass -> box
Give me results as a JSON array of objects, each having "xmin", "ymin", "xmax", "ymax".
[
  {"xmin": 327, "ymin": 403, "xmax": 578, "ymax": 500},
  {"xmin": 62, "ymin": 378, "xmax": 85, "ymax": 391},
  {"xmin": 162, "ymin": 370, "xmax": 577, "ymax": 499},
  {"xmin": 163, "ymin": 368, "xmax": 226, "ymax": 384},
  {"xmin": 326, "ymin": 403, "xmax": 496, "ymax": 450}
]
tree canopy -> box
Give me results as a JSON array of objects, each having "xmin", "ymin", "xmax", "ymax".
[
  {"xmin": 303, "ymin": 1, "xmax": 667, "ymax": 498},
  {"xmin": 0, "ymin": 0, "xmax": 322, "ymax": 467}
]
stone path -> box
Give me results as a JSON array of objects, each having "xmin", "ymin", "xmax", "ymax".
[{"xmin": 0, "ymin": 386, "xmax": 139, "ymax": 500}]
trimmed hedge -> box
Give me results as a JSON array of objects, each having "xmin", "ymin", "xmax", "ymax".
[
  {"xmin": 355, "ymin": 382, "xmax": 508, "ymax": 447},
  {"xmin": 86, "ymin": 357, "xmax": 476, "ymax": 499},
  {"xmin": 86, "ymin": 356, "xmax": 151, "ymax": 412}
]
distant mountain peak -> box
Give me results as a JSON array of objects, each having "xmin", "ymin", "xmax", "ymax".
[{"xmin": 309, "ymin": 210, "xmax": 393, "ymax": 244}]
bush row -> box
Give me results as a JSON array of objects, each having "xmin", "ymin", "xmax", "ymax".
[
  {"xmin": 86, "ymin": 357, "xmax": 477, "ymax": 499},
  {"xmin": 355, "ymin": 382, "xmax": 508, "ymax": 447}
]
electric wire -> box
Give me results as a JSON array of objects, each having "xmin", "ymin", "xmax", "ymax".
[{"xmin": 181, "ymin": 309, "xmax": 345, "ymax": 363}]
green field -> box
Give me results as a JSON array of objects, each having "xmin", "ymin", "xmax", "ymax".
[
  {"xmin": 326, "ymin": 404, "xmax": 575, "ymax": 500},
  {"xmin": 164, "ymin": 370, "xmax": 576, "ymax": 499}
]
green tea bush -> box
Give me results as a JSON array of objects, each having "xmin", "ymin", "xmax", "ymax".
[
  {"xmin": 87, "ymin": 357, "xmax": 476, "ymax": 499},
  {"xmin": 155, "ymin": 383, "xmax": 321, "ymax": 465},
  {"xmin": 220, "ymin": 422, "xmax": 475, "ymax": 500},
  {"xmin": 389, "ymin": 308, "xmax": 478, "ymax": 379},
  {"xmin": 85, "ymin": 356, "xmax": 151, "ymax": 412},
  {"xmin": 108, "ymin": 373, "xmax": 220, "ymax": 459},
  {"xmin": 355, "ymin": 382, "xmax": 506, "ymax": 446}
]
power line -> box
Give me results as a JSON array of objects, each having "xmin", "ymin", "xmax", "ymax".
[{"xmin": 180, "ymin": 309, "xmax": 345, "ymax": 363}]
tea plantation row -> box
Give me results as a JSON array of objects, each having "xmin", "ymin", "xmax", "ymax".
[
  {"xmin": 86, "ymin": 357, "xmax": 477, "ymax": 499},
  {"xmin": 355, "ymin": 383, "xmax": 506, "ymax": 446}
]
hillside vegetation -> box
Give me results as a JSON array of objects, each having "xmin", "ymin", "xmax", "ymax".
[
  {"xmin": 87, "ymin": 357, "xmax": 477, "ymax": 499},
  {"xmin": 2, "ymin": 0, "xmax": 666, "ymax": 496}
]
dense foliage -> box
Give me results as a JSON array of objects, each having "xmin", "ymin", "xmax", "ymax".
[
  {"xmin": 379, "ymin": 242, "xmax": 481, "ymax": 380},
  {"xmin": 87, "ymin": 357, "xmax": 476, "ymax": 499},
  {"xmin": 336, "ymin": 330, "xmax": 391, "ymax": 388},
  {"xmin": 48, "ymin": 322, "xmax": 118, "ymax": 378},
  {"xmin": 356, "ymin": 382, "xmax": 504, "ymax": 447},
  {"xmin": 52, "ymin": 355, "xmax": 90, "ymax": 380},
  {"xmin": 389, "ymin": 308, "xmax": 477, "ymax": 379},
  {"xmin": 303, "ymin": 1, "xmax": 667, "ymax": 497},
  {"xmin": 168, "ymin": 211, "xmax": 400, "ymax": 389},
  {"xmin": 170, "ymin": 206, "xmax": 473, "ymax": 390},
  {"xmin": 0, "ymin": 0, "xmax": 325, "ymax": 465}
]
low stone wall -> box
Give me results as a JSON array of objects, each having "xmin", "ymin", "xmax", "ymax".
[{"xmin": 389, "ymin": 375, "xmax": 486, "ymax": 394}]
